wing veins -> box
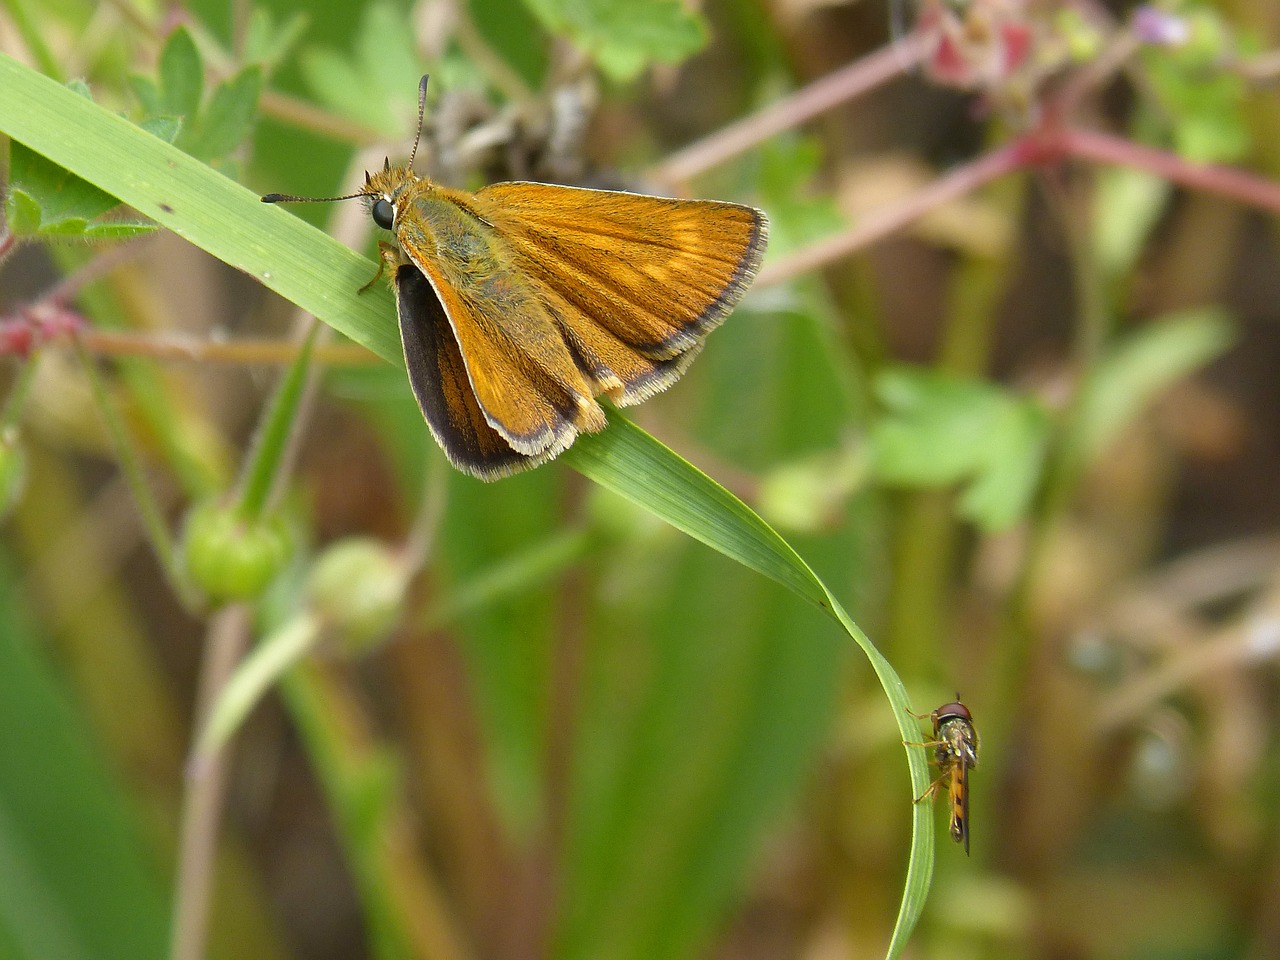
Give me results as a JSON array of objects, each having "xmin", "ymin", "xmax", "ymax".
[{"xmin": 509, "ymin": 214, "xmax": 751, "ymax": 266}]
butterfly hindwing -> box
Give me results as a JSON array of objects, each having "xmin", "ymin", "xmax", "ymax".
[{"xmin": 394, "ymin": 263, "xmax": 547, "ymax": 478}]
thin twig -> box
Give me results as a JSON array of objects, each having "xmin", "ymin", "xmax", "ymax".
[
  {"xmin": 755, "ymin": 139, "xmax": 1029, "ymax": 288},
  {"xmin": 166, "ymin": 148, "xmax": 389, "ymax": 960},
  {"xmin": 447, "ymin": 3, "xmax": 536, "ymax": 108},
  {"xmin": 42, "ymin": 238, "xmax": 155, "ymax": 305},
  {"xmin": 1092, "ymin": 584, "xmax": 1280, "ymax": 735},
  {"xmin": 401, "ymin": 449, "xmax": 449, "ymax": 575},
  {"xmin": 75, "ymin": 329, "xmax": 380, "ymax": 366},
  {"xmin": 169, "ymin": 605, "xmax": 254, "ymax": 960},
  {"xmin": 1061, "ymin": 127, "xmax": 1280, "ymax": 216},
  {"xmin": 74, "ymin": 337, "xmax": 180, "ymax": 580},
  {"xmin": 258, "ymin": 89, "xmax": 389, "ymax": 147},
  {"xmin": 651, "ymin": 33, "xmax": 929, "ymax": 187}
]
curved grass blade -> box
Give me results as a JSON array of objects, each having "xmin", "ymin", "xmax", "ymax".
[
  {"xmin": 0, "ymin": 54, "xmax": 936, "ymax": 957},
  {"xmin": 565, "ymin": 412, "xmax": 936, "ymax": 956},
  {"xmin": 0, "ymin": 54, "xmax": 402, "ymax": 365}
]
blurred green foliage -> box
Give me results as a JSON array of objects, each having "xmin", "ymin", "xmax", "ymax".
[{"xmin": 3, "ymin": 1, "xmax": 1279, "ymax": 960}]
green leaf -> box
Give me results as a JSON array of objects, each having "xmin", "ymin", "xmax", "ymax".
[
  {"xmin": 562, "ymin": 413, "xmax": 935, "ymax": 958},
  {"xmin": 1092, "ymin": 167, "xmax": 1169, "ymax": 283},
  {"xmin": 466, "ymin": 0, "xmax": 548, "ymax": 87},
  {"xmin": 5, "ymin": 96, "xmax": 162, "ymax": 241},
  {"xmin": 5, "ymin": 137, "xmax": 152, "ymax": 240},
  {"xmin": 80, "ymin": 221, "xmax": 159, "ymax": 241},
  {"xmin": 1070, "ymin": 307, "xmax": 1235, "ymax": 469},
  {"xmin": 757, "ymin": 137, "xmax": 846, "ymax": 257},
  {"xmin": 519, "ymin": 0, "xmax": 708, "ymax": 80},
  {"xmin": 872, "ymin": 370, "xmax": 1005, "ymax": 483},
  {"xmin": 299, "ymin": 0, "xmax": 424, "ymax": 136},
  {"xmin": 956, "ymin": 399, "xmax": 1050, "ymax": 531},
  {"xmin": 235, "ymin": 322, "xmax": 317, "ymax": 521},
  {"xmin": 242, "ymin": 7, "xmax": 310, "ymax": 69},
  {"xmin": 185, "ymin": 65, "xmax": 263, "ymax": 161},
  {"xmin": 0, "ymin": 53, "xmax": 402, "ymax": 364},
  {"xmin": 128, "ymin": 74, "xmax": 163, "ymax": 116},
  {"xmin": 34, "ymin": 216, "xmax": 89, "ymax": 235},
  {"xmin": 555, "ymin": 533, "xmax": 842, "ymax": 960},
  {"xmin": 158, "ymin": 25, "xmax": 204, "ymax": 122},
  {"xmin": 5, "ymin": 188, "xmax": 42, "ymax": 235},
  {"xmin": 8, "ymin": 139, "xmax": 124, "ymax": 227},
  {"xmin": 0, "ymin": 550, "xmax": 170, "ymax": 960},
  {"xmin": 870, "ymin": 367, "xmax": 1051, "ymax": 531},
  {"xmin": 1140, "ymin": 9, "xmax": 1250, "ymax": 163},
  {"xmin": 139, "ymin": 115, "xmax": 181, "ymax": 144}
]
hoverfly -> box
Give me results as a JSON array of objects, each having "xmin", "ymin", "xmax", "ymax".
[{"xmin": 907, "ymin": 697, "xmax": 979, "ymax": 854}]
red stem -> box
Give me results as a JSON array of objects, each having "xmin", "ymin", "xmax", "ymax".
[
  {"xmin": 756, "ymin": 139, "xmax": 1029, "ymax": 288},
  {"xmin": 755, "ymin": 118, "xmax": 1280, "ymax": 286},
  {"xmin": 651, "ymin": 34, "xmax": 929, "ymax": 187},
  {"xmin": 1059, "ymin": 126, "xmax": 1280, "ymax": 216}
]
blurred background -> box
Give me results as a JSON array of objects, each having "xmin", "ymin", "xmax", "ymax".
[{"xmin": 3, "ymin": 1, "xmax": 1280, "ymax": 959}]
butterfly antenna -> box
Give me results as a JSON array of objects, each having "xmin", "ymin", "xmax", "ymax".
[
  {"xmin": 406, "ymin": 74, "xmax": 430, "ymax": 171},
  {"xmin": 261, "ymin": 189, "xmax": 368, "ymax": 205}
]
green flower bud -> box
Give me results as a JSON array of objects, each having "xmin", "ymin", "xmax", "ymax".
[
  {"xmin": 306, "ymin": 538, "xmax": 406, "ymax": 655},
  {"xmin": 181, "ymin": 499, "xmax": 290, "ymax": 604}
]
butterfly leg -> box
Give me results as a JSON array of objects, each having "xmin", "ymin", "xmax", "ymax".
[{"xmin": 360, "ymin": 241, "xmax": 400, "ymax": 294}]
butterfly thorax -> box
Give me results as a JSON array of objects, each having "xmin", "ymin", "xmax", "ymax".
[{"xmin": 364, "ymin": 167, "xmax": 509, "ymax": 293}]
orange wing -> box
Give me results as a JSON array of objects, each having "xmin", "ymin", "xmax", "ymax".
[
  {"xmin": 471, "ymin": 183, "xmax": 768, "ymax": 404},
  {"xmin": 395, "ymin": 232, "xmax": 607, "ymax": 462}
]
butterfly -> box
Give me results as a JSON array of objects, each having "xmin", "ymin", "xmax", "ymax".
[{"xmin": 264, "ymin": 76, "xmax": 768, "ymax": 480}]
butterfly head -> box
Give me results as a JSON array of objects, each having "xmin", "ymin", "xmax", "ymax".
[{"xmin": 362, "ymin": 160, "xmax": 422, "ymax": 232}]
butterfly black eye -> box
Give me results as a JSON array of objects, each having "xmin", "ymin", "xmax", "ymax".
[{"xmin": 371, "ymin": 198, "xmax": 395, "ymax": 230}]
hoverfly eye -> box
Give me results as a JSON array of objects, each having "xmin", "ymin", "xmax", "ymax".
[{"xmin": 371, "ymin": 198, "xmax": 395, "ymax": 230}]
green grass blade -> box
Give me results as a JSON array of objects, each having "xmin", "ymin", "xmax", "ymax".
[
  {"xmin": 0, "ymin": 53, "xmax": 935, "ymax": 957},
  {"xmin": 565, "ymin": 412, "xmax": 936, "ymax": 956},
  {"xmin": 0, "ymin": 550, "xmax": 170, "ymax": 960},
  {"xmin": 0, "ymin": 54, "xmax": 402, "ymax": 365}
]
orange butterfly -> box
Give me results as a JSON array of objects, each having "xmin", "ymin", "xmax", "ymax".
[{"xmin": 264, "ymin": 77, "xmax": 767, "ymax": 479}]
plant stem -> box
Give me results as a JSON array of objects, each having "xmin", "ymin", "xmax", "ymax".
[
  {"xmin": 1061, "ymin": 126, "xmax": 1280, "ymax": 215},
  {"xmin": 651, "ymin": 33, "xmax": 929, "ymax": 187},
  {"xmin": 756, "ymin": 140, "xmax": 1028, "ymax": 288},
  {"xmin": 75, "ymin": 338, "xmax": 182, "ymax": 587},
  {"xmin": 169, "ymin": 604, "xmax": 252, "ymax": 960},
  {"xmin": 74, "ymin": 329, "xmax": 379, "ymax": 366},
  {"xmin": 233, "ymin": 318, "xmax": 317, "ymax": 520}
]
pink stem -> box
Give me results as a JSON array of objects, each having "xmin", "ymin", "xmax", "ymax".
[
  {"xmin": 756, "ymin": 139, "xmax": 1030, "ymax": 288},
  {"xmin": 1059, "ymin": 126, "xmax": 1280, "ymax": 216},
  {"xmin": 652, "ymin": 34, "xmax": 929, "ymax": 187}
]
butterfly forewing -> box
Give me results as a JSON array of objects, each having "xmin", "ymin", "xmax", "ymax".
[
  {"xmin": 393, "ymin": 186, "xmax": 607, "ymax": 457},
  {"xmin": 473, "ymin": 183, "xmax": 768, "ymax": 368}
]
